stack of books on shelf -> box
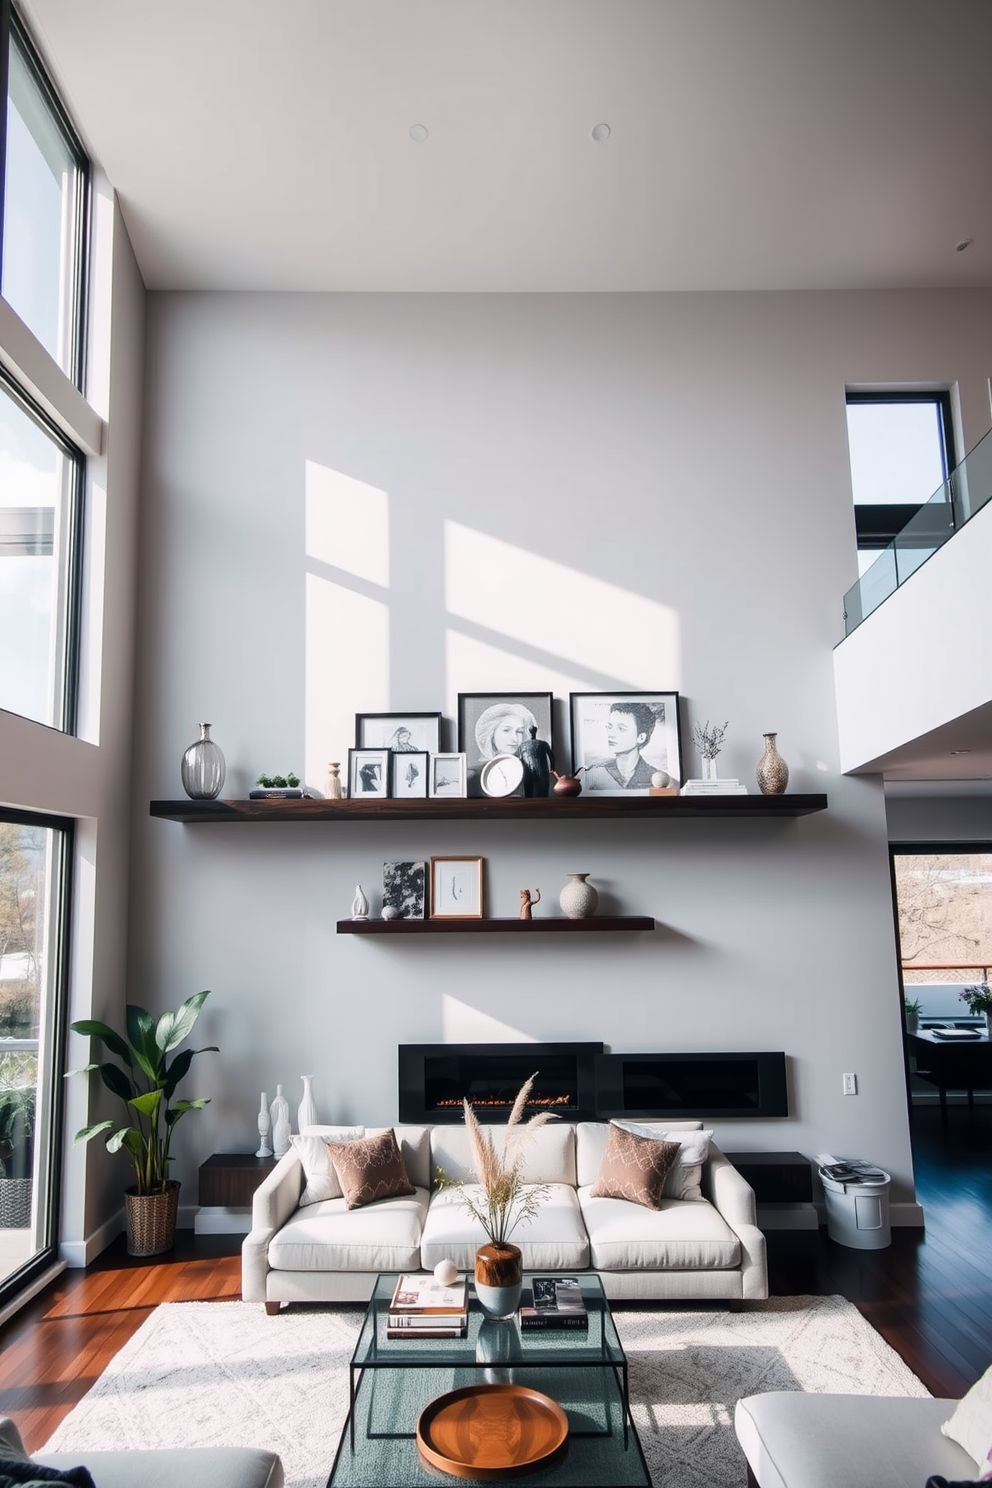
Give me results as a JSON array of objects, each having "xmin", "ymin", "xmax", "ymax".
[
  {"xmin": 518, "ymin": 1276, "xmax": 589, "ymax": 1331},
  {"xmin": 680, "ymin": 778, "xmax": 749, "ymax": 796},
  {"xmin": 386, "ymin": 1273, "xmax": 468, "ymax": 1338}
]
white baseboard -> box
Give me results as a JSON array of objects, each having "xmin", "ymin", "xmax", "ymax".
[{"xmin": 60, "ymin": 1206, "xmax": 124, "ymax": 1268}]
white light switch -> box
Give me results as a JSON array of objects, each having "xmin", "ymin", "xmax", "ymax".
[{"xmin": 842, "ymin": 1073, "xmax": 857, "ymax": 1096}]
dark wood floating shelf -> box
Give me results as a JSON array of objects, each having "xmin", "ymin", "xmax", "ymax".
[
  {"xmin": 150, "ymin": 794, "xmax": 827, "ymax": 824},
  {"xmin": 337, "ymin": 916, "xmax": 656, "ymax": 935}
]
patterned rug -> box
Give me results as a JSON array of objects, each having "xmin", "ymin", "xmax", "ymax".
[{"xmin": 41, "ymin": 1295, "xmax": 928, "ymax": 1488}]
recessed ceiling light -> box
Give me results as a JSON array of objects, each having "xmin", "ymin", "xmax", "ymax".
[
  {"xmin": 590, "ymin": 122, "xmax": 611, "ymax": 143},
  {"xmin": 409, "ymin": 124, "xmax": 428, "ymax": 143},
  {"xmin": 955, "ymin": 238, "xmax": 974, "ymax": 252},
  {"xmin": 951, "ymin": 749, "xmax": 972, "ymax": 754}
]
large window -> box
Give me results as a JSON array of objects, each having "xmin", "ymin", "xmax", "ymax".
[
  {"xmin": 0, "ymin": 808, "xmax": 71, "ymax": 1301},
  {"xmin": 1, "ymin": 8, "xmax": 89, "ymax": 385},
  {"xmin": 846, "ymin": 391, "xmax": 956, "ymax": 577}
]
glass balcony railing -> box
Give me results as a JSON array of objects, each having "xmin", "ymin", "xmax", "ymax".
[{"xmin": 842, "ymin": 424, "xmax": 992, "ymax": 636}]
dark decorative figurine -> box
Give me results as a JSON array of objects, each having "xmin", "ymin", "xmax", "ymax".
[{"xmin": 519, "ymin": 725, "xmax": 554, "ymax": 797}]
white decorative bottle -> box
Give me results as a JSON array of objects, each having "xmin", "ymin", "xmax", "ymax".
[
  {"xmin": 298, "ymin": 1075, "xmax": 317, "ymax": 1133},
  {"xmin": 559, "ymin": 873, "xmax": 598, "ymax": 919},
  {"xmin": 351, "ymin": 884, "xmax": 369, "ymax": 920},
  {"xmin": 256, "ymin": 1092, "xmax": 273, "ymax": 1158},
  {"xmin": 325, "ymin": 762, "xmax": 343, "ymax": 800},
  {"xmin": 270, "ymin": 1084, "xmax": 291, "ymax": 1157}
]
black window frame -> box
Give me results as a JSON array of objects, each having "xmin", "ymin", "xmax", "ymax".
[
  {"xmin": 1, "ymin": 1, "xmax": 91, "ymax": 391},
  {"xmin": 847, "ymin": 390, "xmax": 957, "ymax": 550},
  {"xmin": 0, "ymin": 806, "xmax": 73, "ymax": 1311}
]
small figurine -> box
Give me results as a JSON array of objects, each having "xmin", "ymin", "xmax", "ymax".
[
  {"xmin": 326, "ymin": 762, "xmax": 343, "ymax": 799},
  {"xmin": 519, "ymin": 725, "xmax": 555, "ymax": 797},
  {"xmin": 519, "ymin": 888, "xmax": 541, "ymax": 920}
]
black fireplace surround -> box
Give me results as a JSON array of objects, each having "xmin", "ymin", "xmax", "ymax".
[{"xmin": 398, "ymin": 1043, "xmax": 788, "ymax": 1124}]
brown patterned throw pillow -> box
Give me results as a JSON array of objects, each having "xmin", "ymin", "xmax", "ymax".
[
  {"xmin": 589, "ymin": 1124, "xmax": 681, "ymax": 1210},
  {"xmin": 326, "ymin": 1128, "xmax": 415, "ymax": 1210}
]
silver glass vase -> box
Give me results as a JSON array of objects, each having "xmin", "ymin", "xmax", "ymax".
[{"xmin": 181, "ymin": 723, "xmax": 226, "ymax": 799}]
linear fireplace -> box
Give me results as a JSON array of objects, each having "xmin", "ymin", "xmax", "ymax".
[
  {"xmin": 398, "ymin": 1044, "xmax": 789, "ymax": 1123},
  {"xmin": 398, "ymin": 1043, "xmax": 603, "ymax": 1124}
]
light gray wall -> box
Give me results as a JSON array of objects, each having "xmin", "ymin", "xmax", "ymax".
[{"xmin": 129, "ymin": 288, "xmax": 992, "ymax": 1225}]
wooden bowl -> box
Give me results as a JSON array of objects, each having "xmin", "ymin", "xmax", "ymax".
[{"xmin": 416, "ymin": 1382, "xmax": 569, "ymax": 1479}]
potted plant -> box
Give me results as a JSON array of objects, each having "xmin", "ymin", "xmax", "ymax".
[
  {"xmin": 960, "ymin": 982, "xmax": 992, "ymax": 1037},
  {"xmin": 69, "ymin": 990, "xmax": 217, "ymax": 1256},
  {"xmin": 903, "ymin": 995, "xmax": 923, "ymax": 1033},
  {"xmin": 435, "ymin": 1073, "xmax": 554, "ymax": 1319},
  {"xmin": 0, "ymin": 1083, "xmax": 35, "ymax": 1229}
]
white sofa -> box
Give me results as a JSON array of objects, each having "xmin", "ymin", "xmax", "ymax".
[{"xmin": 242, "ymin": 1119, "xmax": 767, "ymax": 1310}]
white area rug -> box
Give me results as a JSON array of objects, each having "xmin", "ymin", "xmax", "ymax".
[{"xmin": 41, "ymin": 1296, "xmax": 928, "ymax": 1488}]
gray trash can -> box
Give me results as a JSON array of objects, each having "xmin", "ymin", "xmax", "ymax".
[{"xmin": 819, "ymin": 1167, "xmax": 891, "ymax": 1249}]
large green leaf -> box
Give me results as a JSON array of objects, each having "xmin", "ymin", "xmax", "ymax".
[
  {"xmin": 163, "ymin": 1045, "xmax": 219, "ymax": 1101},
  {"xmin": 165, "ymin": 1097, "xmax": 210, "ymax": 1126},
  {"xmin": 73, "ymin": 1120, "xmax": 114, "ymax": 1145},
  {"xmin": 155, "ymin": 990, "xmax": 211, "ymax": 1053},
  {"xmin": 129, "ymin": 1089, "xmax": 163, "ymax": 1118},
  {"xmin": 126, "ymin": 1005, "xmax": 161, "ymax": 1081},
  {"xmin": 107, "ymin": 1126, "xmax": 143, "ymax": 1158},
  {"xmin": 69, "ymin": 1020, "xmax": 133, "ymax": 1065},
  {"xmin": 99, "ymin": 1062, "xmax": 135, "ymax": 1103}
]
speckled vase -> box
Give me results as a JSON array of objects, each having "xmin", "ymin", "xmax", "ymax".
[
  {"xmin": 559, "ymin": 873, "xmax": 598, "ymax": 919},
  {"xmin": 756, "ymin": 733, "xmax": 789, "ymax": 795}
]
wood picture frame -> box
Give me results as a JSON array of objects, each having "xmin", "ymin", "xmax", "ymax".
[{"xmin": 430, "ymin": 856, "xmax": 484, "ymax": 918}]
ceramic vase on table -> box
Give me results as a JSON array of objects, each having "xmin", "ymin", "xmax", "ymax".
[
  {"xmin": 270, "ymin": 1085, "xmax": 291, "ymax": 1157},
  {"xmin": 256, "ymin": 1092, "xmax": 273, "ymax": 1158},
  {"xmin": 474, "ymin": 1241, "xmax": 523, "ymax": 1320},
  {"xmin": 180, "ymin": 723, "xmax": 226, "ymax": 800},
  {"xmin": 559, "ymin": 873, "xmax": 598, "ymax": 919},
  {"xmin": 756, "ymin": 732, "xmax": 789, "ymax": 794},
  {"xmin": 298, "ymin": 1075, "xmax": 317, "ymax": 1133}
]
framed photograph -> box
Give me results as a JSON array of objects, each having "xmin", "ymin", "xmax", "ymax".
[
  {"xmin": 430, "ymin": 856, "xmax": 484, "ymax": 919},
  {"xmin": 383, "ymin": 861, "xmax": 427, "ymax": 919},
  {"xmin": 390, "ymin": 750, "xmax": 429, "ymax": 799},
  {"xmin": 429, "ymin": 753, "xmax": 467, "ymax": 798},
  {"xmin": 355, "ymin": 712, "xmax": 442, "ymax": 754},
  {"xmin": 569, "ymin": 691, "xmax": 683, "ymax": 795},
  {"xmin": 348, "ymin": 748, "xmax": 390, "ymax": 799},
  {"xmin": 457, "ymin": 692, "xmax": 554, "ymax": 797}
]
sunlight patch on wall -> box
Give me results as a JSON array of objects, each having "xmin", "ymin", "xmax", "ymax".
[
  {"xmin": 444, "ymin": 522, "xmax": 681, "ymax": 688},
  {"xmin": 305, "ymin": 574, "xmax": 387, "ymax": 787},
  {"xmin": 305, "ymin": 460, "xmax": 389, "ymax": 587},
  {"xmin": 445, "ymin": 631, "xmax": 588, "ymax": 720},
  {"xmin": 442, "ymin": 994, "xmax": 535, "ymax": 1045}
]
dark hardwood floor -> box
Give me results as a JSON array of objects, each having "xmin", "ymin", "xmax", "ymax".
[{"xmin": 0, "ymin": 1099, "xmax": 988, "ymax": 1452}]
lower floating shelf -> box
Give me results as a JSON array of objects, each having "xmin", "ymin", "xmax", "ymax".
[{"xmin": 336, "ymin": 916, "xmax": 655, "ymax": 935}]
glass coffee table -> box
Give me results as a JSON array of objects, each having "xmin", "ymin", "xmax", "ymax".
[{"xmin": 328, "ymin": 1272, "xmax": 650, "ymax": 1487}]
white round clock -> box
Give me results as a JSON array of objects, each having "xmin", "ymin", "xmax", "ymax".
[{"xmin": 480, "ymin": 753, "xmax": 525, "ymax": 798}]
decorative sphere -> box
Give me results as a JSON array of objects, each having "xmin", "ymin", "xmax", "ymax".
[
  {"xmin": 381, "ymin": 905, "xmax": 400, "ymax": 921},
  {"xmin": 650, "ymin": 770, "xmax": 671, "ymax": 789},
  {"xmin": 433, "ymin": 1258, "xmax": 459, "ymax": 1287}
]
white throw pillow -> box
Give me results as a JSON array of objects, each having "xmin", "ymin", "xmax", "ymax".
[
  {"xmin": 941, "ymin": 1360, "xmax": 992, "ymax": 1478},
  {"xmin": 611, "ymin": 1120, "xmax": 713, "ymax": 1201},
  {"xmin": 291, "ymin": 1126, "xmax": 365, "ymax": 1206}
]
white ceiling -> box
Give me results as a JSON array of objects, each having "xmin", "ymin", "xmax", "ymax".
[{"xmin": 20, "ymin": 0, "xmax": 992, "ymax": 293}]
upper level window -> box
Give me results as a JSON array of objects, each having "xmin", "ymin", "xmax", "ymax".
[
  {"xmin": 846, "ymin": 392, "xmax": 956, "ymax": 577},
  {"xmin": 1, "ymin": 11, "xmax": 88, "ymax": 386}
]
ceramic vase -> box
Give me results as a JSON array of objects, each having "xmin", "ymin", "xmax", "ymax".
[
  {"xmin": 270, "ymin": 1085, "xmax": 291, "ymax": 1157},
  {"xmin": 351, "ymin": 885, "xmax": 369, "ymax": 921},
  {"xmin": 298, "ymin": 1075, "xmax": 317, "ymax": 1133},
  {"xmin": 559, "ymin": 873, "xmax": 598, "ymax": 919},
  {"xmin": 701, "ymin": 755, "xmax": 720, "ymax": 781},
  {"xmin": 256, "ymin": 1092, "xmax": 273, "ymax": 1158},
  {"xmin": 474, "ymin": 1241, "xmax": 523, "ymax": 1320},
  {"xmin": 180, "ymin": 723, "xmax": 226, "ymax": 800},
  {"xmin": 326, "ymin": 762, "xmax": 343, "ymax": 800},
  {"xmin": 756, "ymin": 732, "xmax": 789, "ymax": 795}
]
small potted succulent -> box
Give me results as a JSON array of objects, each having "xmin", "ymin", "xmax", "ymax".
[
  {"xmin": 903, "ymin": 995, "xmax": 923, "ymax": 1033},
  {"xmin": 251, "ymin": 772, "xmax": 303, "ymax": 799}
]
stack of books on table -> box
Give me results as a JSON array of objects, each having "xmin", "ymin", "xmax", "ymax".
[
  {"xmin": 680, "ymin": 778, "xmax": 749, "ymax": 796},
  {"xmin": 386, "ymin": 1273, "xmax": 468, "ymax": 1338},
  {"xmin": 519, "ymin": 1276, "xmax": 589, "ymax": 1331}
]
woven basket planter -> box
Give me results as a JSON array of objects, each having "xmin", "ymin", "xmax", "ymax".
[
  {"xmin": 0, "ymin": 1178, "xmax": 32, "ymax": 1229},
  {"xmin": 124, "ymin": 1180, "xmax": 181, "ymax": 1256}
]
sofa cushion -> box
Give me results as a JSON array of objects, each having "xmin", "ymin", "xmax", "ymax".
[
  {"xmin": 327, "ymin": 1128, "xmax": 415, "ymax": 1209},
  {"xmin": 578, "ymin": 1187, "xmax": 741, "ymax": 1269},
  {"xmin": 292, "ymin": 1127, "xmax": 365, "ymax": 1204},
  {"xmin": 421, "ymin": 1184, "xmax": 589, "ymax": 1271},
  {"xmin": 430, "ymin": 1123, "xmax": 575, "ymax": 1186},
  {"xmin": 589, "ymin": 1124, "xmax": 681, "ymax": 1209},
  {"xmin": 942, "ymin": 1361, "xmax": 992, "ymax": 1477},
  {"xmin": 267, "ymin": 1188, "xmax": 428, "ymax": 1271},
  {"xmin": 575, "ymin": 1120, "xmax": 701, "ymax": 1187},
  {"xmin": 611, "ymin": 1120, "xmax": 714, "ymax": 1201}
]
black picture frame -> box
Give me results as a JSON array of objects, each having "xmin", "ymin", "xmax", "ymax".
[
  {"xmin": 347, "ymin": 748, "xmax": 390, "ymax": 799},
  {"xmin": 457, "ymin": 692, "xmax": 554, "ymax": 798},
  {"xmin": 569, "ymin": 691, "xmax": 683, "ymax": 794},
  {"xmin": 389, "ymin": 750, "xmax": 429, "ymax": 799},
  {"xmin": 355, "ymin": 712, "xmax": 442, "ymax": 754}
]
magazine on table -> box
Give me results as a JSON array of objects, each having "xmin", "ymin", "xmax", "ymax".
[
  {"xmin": 519, "ymin": 1276, "xmax": 589, "ymax": 1329},
  {"xmin": 388, "ymin": 1273, "xmax": 468, "ymax": 1314}
]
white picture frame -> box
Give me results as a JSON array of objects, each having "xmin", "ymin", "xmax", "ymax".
[
  {"xmin": 429, "ymin": 753, "xmax": 467, "ymax": 798},
  {"xmin": 430, "ymin": 856, "xmax": 484, "ymax": 918}
]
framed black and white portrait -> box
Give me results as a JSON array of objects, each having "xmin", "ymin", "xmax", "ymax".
[
  {"xmin": 430, "ymin": 856, "xmax": 483, "ymax": 919},
  {"xmin": 355, "ymin": 712, "xmax": 442, "ymax": 754},
  {"xmin": 428, "ymin": 753, "xmax": 467, "ymax": 798},
  {"xmin": 383, "ymin": 860, "xmax": 427, "ymax": 919},
  {"xmin": 348, "ymin": 748, "xmax": 390, "ymax": 799},
  {"xmin": 569, "ymin": 691, "xmax": 682, "ymax": 795},
  {"xmin": 390, "ymin": 750, "xmax": 429, "ymax": 799},
  {"xmin": 457, "ymin": 692, "xmax": 554, "ymax": 797}
]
